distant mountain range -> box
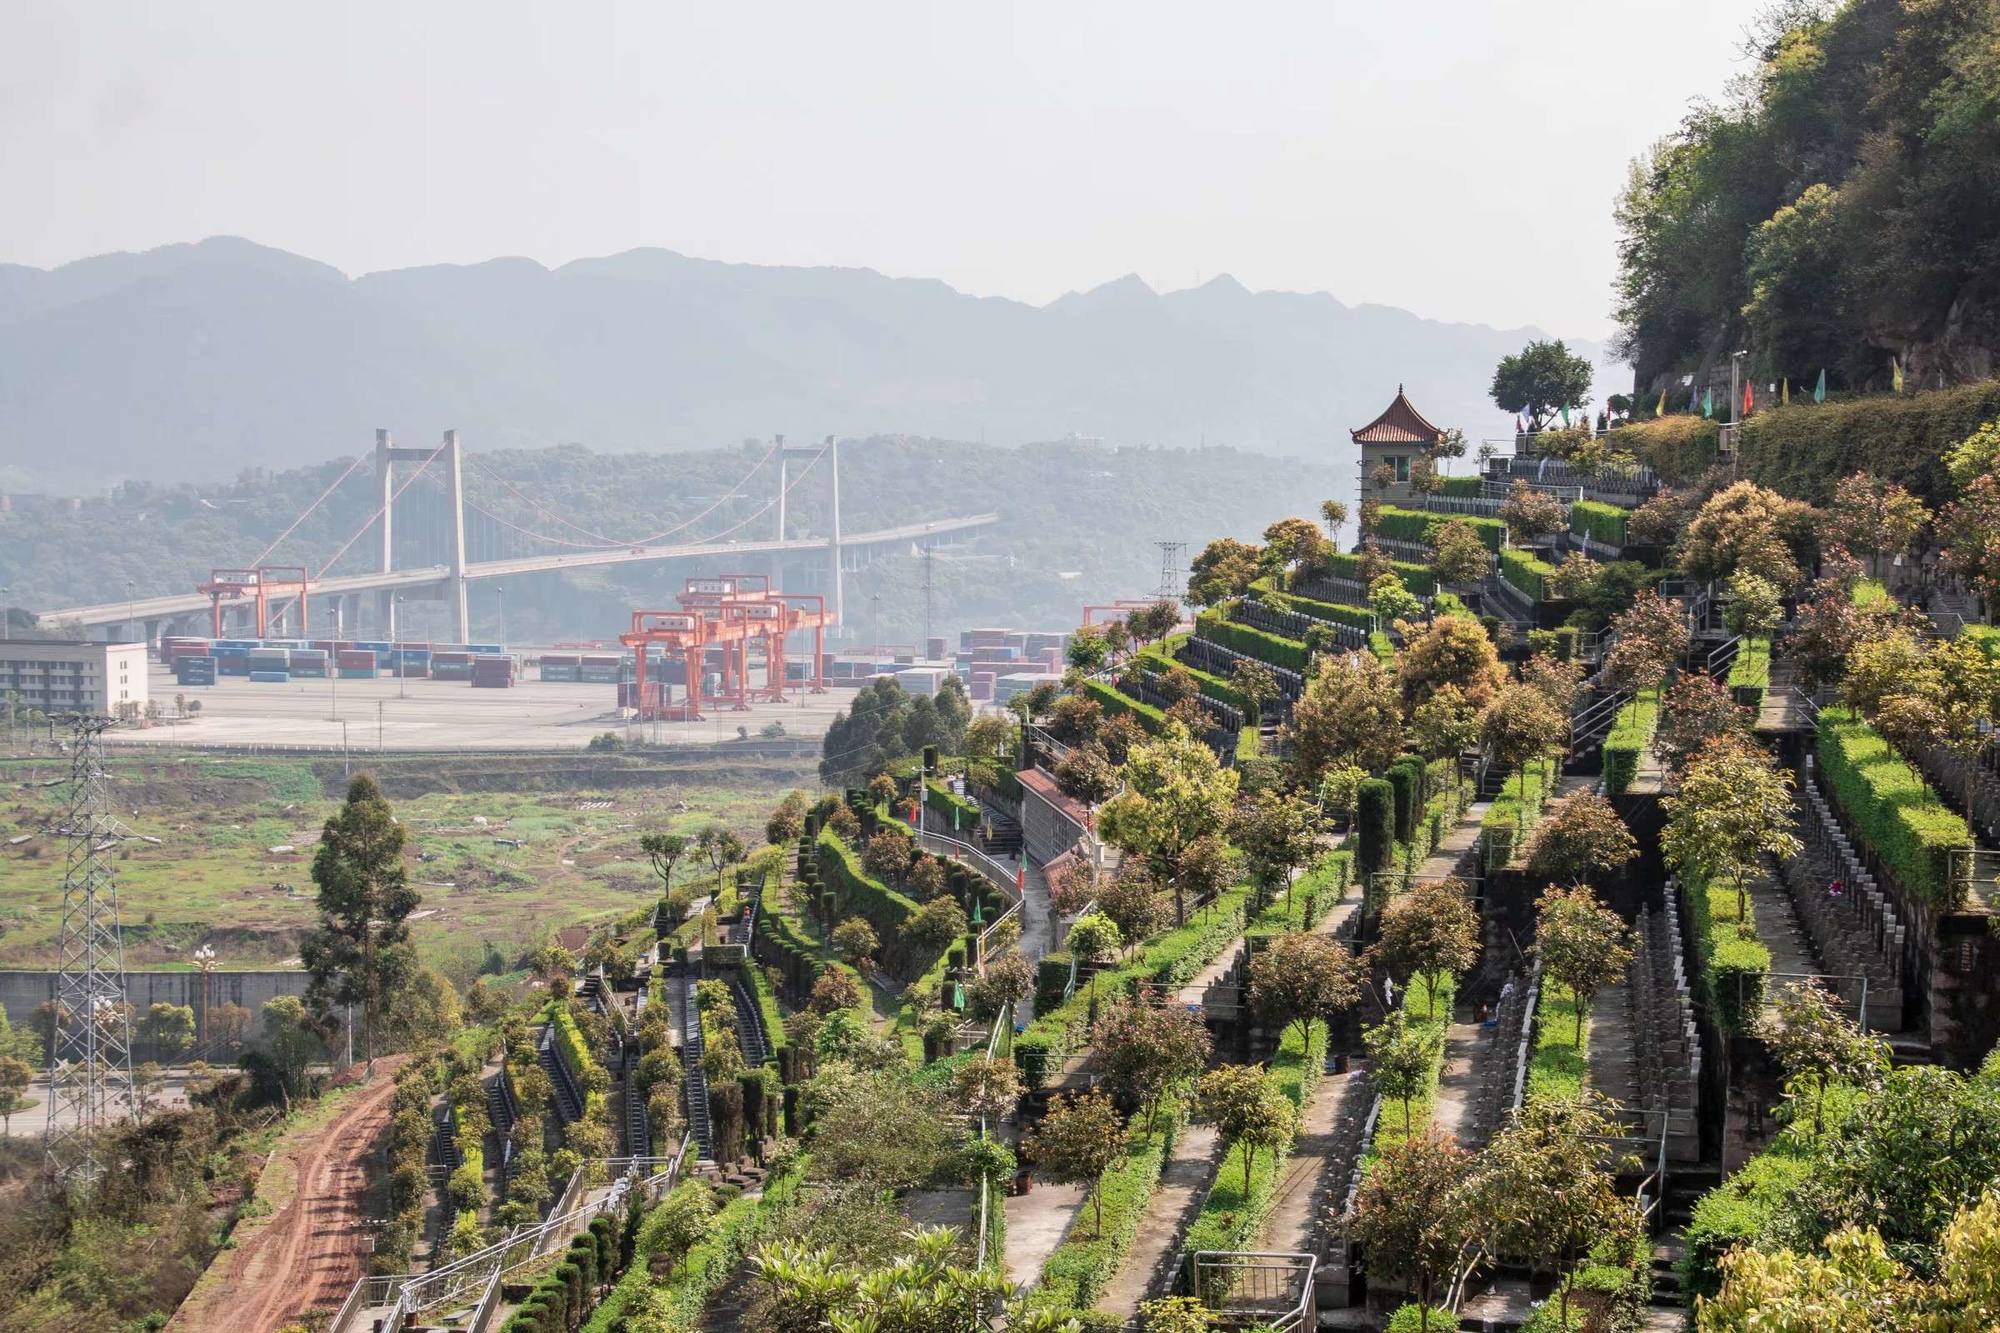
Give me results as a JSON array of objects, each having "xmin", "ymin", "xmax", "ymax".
[{"xmin": 0, "ymin": 236, "xmax": 1605, "ymax": 492}]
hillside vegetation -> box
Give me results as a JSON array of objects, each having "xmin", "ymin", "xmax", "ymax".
[{"xmin": 1615, "ymin": 0, "xmax": 2000, "ymax": 391}]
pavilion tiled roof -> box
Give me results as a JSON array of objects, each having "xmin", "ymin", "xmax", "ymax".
[{"xmin": 1350, "ymin": 385, "xmax": 1445, "ymax": 445}]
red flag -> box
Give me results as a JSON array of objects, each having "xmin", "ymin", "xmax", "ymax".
[{"xmin": 1742, "ymin": 379, "xmax": 1754, "ymax": 417}]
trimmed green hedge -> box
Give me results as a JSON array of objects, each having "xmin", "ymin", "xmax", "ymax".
[
  {"xmin": 1815, "ymin": 706, "xmax": 1971, "ymax": 908},
  {"xmin": 1263, "ymin": 586, "xmax": 1376, "ymax": 632},
  {"xmin": 924, "ymin": 778, "xmax": 983, "ymax": 833},
  {"xmin": 966, "ymin": 756, "xmax": 1024, "ymax": 804},
  {"xmin": 1737, "ymin": 378, "xmax": 2000, "ymax": 508},
  {"xmin": 1436, "ymin": 475, "xmax": 1486, "ymax": 498},
  {"xmin": 1526, "ymin": 982, "xmax": 1586, "ymax": 1105},
  {"xmin": 1029, "ymin": 1086, "xmax": 1188, "ymax": 1312},
  {"xmin": 1616, "ymin": 414, "xmax": 1721, "ymax": 485},
  {"xmin": 1369, "ymin": 631, "xmax": 1397, "ymax": 663},
  {"xmin": 1499, "ymin": 546, "xmax": 1560, "ymax": 602},
  {"xmin": 1569, "ymin": 499, "xmax": 1630, "ymax": 547},
  {"xmin": 816, "ymin": 827, "xmax": 921, "ymax": 938},
  {"xmin": 1143, "ymin": 633, "xmax": 1252, "ymax": 710},
  {"xmin": 1483, "ymin": 759, "xmax": 1555, "ymax": 868},
  {"xmin": 1679, "ymin": 1113, "xmax": 1826, "ymax": 1300},
  {"xmin": 1687, "ymin": 875, "xmax": 1772, "ymax": 1035},
  {"xmin": 1083, "ymin": 678, "xmax": 1166, "ymax": 734},
  {"xmin": 1727, "ymin": 636, "xmax": 1771, "ymax": 710},
  {"xmin": 1377, "ymin": 505, "xmax": 1505, "ymax": 553},
  {"xmin": 1196, "ymin": 607, "xmax": 1311, "ymax": 673},
  {"xmin": 1328, "ymin": 548, "xmax": 1440, "ymax": 592},
  {"xmin": 1602, "ymin": 689, "xmax": 1660, "ymax": 796}
]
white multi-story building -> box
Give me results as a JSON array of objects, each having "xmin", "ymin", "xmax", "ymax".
[{"xmin": 0, "ymin": 639, "xmax": 149, "ymax": 718}]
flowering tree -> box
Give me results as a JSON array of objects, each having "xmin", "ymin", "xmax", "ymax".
[
  {"xmin": 1098, "ymin": 720, "xmax": 1239, "ymax": 925},
  {"xmin": 1534, "ymin": 883, "xmax": 1633, "ymax": 1044},
  {"xmin": 1824, "ymin": 471, "xmax": 1931, "ymax": 578}
]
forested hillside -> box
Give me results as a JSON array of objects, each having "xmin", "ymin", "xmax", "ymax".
[
  {"xmin": 0, "ymin": 237, "xmax": 1591, "ymax": 492},
  {"xmin": 1615, "ymin": 0, "xmax": 2000, "ymax": 393},
  {"xmin": 0, "ymin": 436, "xmax": 1357, "ymax": 644}
]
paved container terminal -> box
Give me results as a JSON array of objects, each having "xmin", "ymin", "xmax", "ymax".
[{"xmin": 109, "ymin": 662, "xmax": 860, "ymax": 751}]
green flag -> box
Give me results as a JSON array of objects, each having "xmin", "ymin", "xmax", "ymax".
[
  {"xmin": 1560, "ymin": 404, "xmax": 1571, "ymax": 428},
  {"xmin": 1702, "ymin": 387, "xmax": 1713, "ymax": 418},
  {"xmin": 1813, "ymin": 369, "xmax": 1826, "ymax": 404}
]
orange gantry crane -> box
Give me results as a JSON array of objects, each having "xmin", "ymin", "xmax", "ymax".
[
  {"xmin": 618, "ymin": 575, "xmax": 834, "ymax": 721},
  {"xmin": 197, "ymin": 565, "xmax": 316, "ymax": 638}
]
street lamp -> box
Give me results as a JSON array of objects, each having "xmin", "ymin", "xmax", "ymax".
[
  {"xmin": 1, "ymin": 585, "xmax": 10, "ymax": 642},
  {"xmin": 496, "ymin": 584, "xmax": 506, "ymax": 647},
  {"xmin": 395, "ymin": 595, "xmax": 406, "ymax": 699},
  {"xmin": 126, "ymin": 580, "xmax": 137, "ymax": 645},
  {"xmin": 192, "ymin": 944, "xmax": 216, "ymax": 1058}
]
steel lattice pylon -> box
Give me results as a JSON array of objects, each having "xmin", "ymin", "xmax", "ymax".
[{"xmin": 44, "ymin": 714, "xmax": 136, "ymax": 1189}]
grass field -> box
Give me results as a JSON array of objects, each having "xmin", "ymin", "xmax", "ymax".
[{"xmin": 0, "ymin": 752, "xmax": 808, "ymax": 976}]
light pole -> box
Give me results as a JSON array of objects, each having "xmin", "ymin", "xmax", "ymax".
[
  {"xmin": 1729, "ymin": 349, "xmax": 1749, "ymax": 425},
  {"xmin": 395, "ymin": 595, "xmax": 406, "ymax": 698},
  {"xmin": 126, "ymin": 579, "xmax": 136, "ymax": 645},
  {"xmin": 192, "ymin": 944, "xmax": 216, "ymax": 1060},
  {"xmin": 497, "ymin": 584, "xmax": 506, "ymax": 647},
  {"xmin": 1, "ymin": 585, "xmax": 9, "ymax": 642}
]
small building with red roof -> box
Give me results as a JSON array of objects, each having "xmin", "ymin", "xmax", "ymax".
[{"xmin": 1351, "ymin": 385, "xmax": 1446, "ymax": 503}]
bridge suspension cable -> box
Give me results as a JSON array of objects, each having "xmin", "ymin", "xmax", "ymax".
[
  {"xmin": 246, "ymin": 452, "xmax": 369, "ymax": 568},
  {"xmin": 462, "ymin": 438, "xmax": 781, "ymax": 549},
  {"xmin": 695, "ymin": 442, "xmax": 827, "ymax": 545},
  {"xmin": 313, "ymin": 442, "xmax": 448, "ymax": 577}
]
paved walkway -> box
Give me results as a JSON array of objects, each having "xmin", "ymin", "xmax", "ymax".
[
  {"xmin": 1747, "ymin": 872, "xmax": 1822, "ymax": 1022},
  {"xmin": 1096, "ymin": 1123, "xmax": 1221, "ymax": 1315},
  {"xmin": 1406, "ymin": 797, "xmax": 1496, "ymax": 1148},
  {"xmin": 1003, "ymin": 1179, "xmax": 1088, "ymax": 1289},
  {"xmin": 1260, "ymin": 1064, "xmax": 1370, "ymax": 1256}
]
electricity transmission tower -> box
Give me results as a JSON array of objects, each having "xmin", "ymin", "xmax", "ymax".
[
  {"xmin": 1154, "ymin": 541, "xmax": 1187, "ymax": 603},
  {"xmin": 44, "ymin": 714, "xmax": 135, "ymax": 1190}
]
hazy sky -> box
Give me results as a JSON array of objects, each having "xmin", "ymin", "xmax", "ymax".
[{"xmin": 2, "ymin": 2, "xmax": 1756, "ymax": 340}]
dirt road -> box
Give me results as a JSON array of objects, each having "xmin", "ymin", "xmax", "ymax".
[{"xmin": 168, "ymin": 1058, "xmax": 406, "ymax": 1333}]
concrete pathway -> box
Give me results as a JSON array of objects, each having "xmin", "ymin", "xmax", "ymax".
[
  {"xmin": 1003, "ymin": 1180, "xmax": 1087, "ymax": 1289},
  {"xmin": 1096, "ymin": 1123, "xmax": 1221, "ymax": 1316},
  {"xmin": 1747, "ymin": 873, "xmax": 1821, "ymax": 1021},
  {"xmin": 1259, "ymin": 1064, "xmax": 1370, "ymax": 1256}
]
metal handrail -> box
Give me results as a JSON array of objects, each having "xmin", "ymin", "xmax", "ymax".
[{"xmin": 1509, "ymin": 960, "xmax": 1544, "ymax": 1112}]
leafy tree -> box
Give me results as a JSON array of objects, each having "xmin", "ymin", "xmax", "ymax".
[
  {"xmin": 1229, "ymin": 659, "xmax": 1279, "ymax": 728},
  {"xmin": 1940, "ymin": 474, "xmax": 2000, "ymax": 602},
  {"xmin": 764, "ymin": 792, "xmax": 808, "ymax": 846},
  {"xmin": 301, "ymin": 774, "xmax": 419, "ymax": 1066},
  {"xmin": 1758, "ymin": 979, "xmax": 1887, "ymax": 1137},
  {"xmin": 1066, "ymin": 912, "xmax": 1122, "ymax": 1013},
  {"xmin": 1722, "ymin": 570, "xmax": 1784, "ymax": 639},
  {"xmin": 820, "ymin": 677, "xmax": 920, "ymax": 786},
  {"xmin": 1371, "ymin": 878, "xmax": 1480, "ymax": 1017},
  {"xmin": 1490, "ymin": 339, "xmax": 1594, "ymax": 429},
  {"xmin": 1096, "ymin": 865, "xmax": 1168, "ymax": 949},
  {"xmin": 1428, "ymin": 518, "xmax": 1491, "ymax": 586},
  {"xmin": 1053, "ymin": 739, "xmax": 1118, "ymax": 807},
  {"xmin": 1534, "ymin": 884, "xmax": 1633, "ymax": 1045},
  {"xmin": 1824, "ymin": 472, "xmax": 1930, "ymax": 579},
  {"xmin": 1262, "ymin": 517, "xmax": 1330, "ymax": 586},
  {"xmin": 1604, "ymin": 588, "xmax": 1691, "ymax": 693},
  {"xmin": 1194, "ymin": 1064, "xmax": 1296, "ymax": 1199},
  {"xmin": 1186, "ymin": 537, "xmax": 1265, "ymax": 607},
  {"xmin": 1663, "ymin": 737, "xmax": 1802, "ymax": 921},
  {"xmin": 831, "ymin": 918, "xmax": 879, "ymax": 974},
  {"xmin": 906, "ymin": 854, "xmax": 948, "ymax": 901},
  {"xmin": 1095, "ymin": 997, "xmax": 1212, "ymax": 1133},
  {"xmin": 1396, "ymin": 616, "xmax": 1507, "ymax": 714},
  {"xmin": 1024, "ymin": 1090, "xmax": 1126, "ymax": 1237},
  {"xmin": 1656, "ymin": 671, "xmax": 1750, "ymax": 773},
  {"xmin": 965, "ymin": 713, "xmax": 1017, "ymax": 760},
  {"xmin": 862, "ymin": 828, "xmax": 913, "ymax": 885},
  {"xmin": 1284, "ymin": 650, "xmax": 1405, "ymax": 787},
  {"xmin": 255, "ymin": 995, "xmax": 324, "ymax": 1113},
  {"xmin": 1098, "ymin": 720, "xmax": 1239, "ymax": 925},
  {"xmin": 1352, "ymin": 1130, "xmax": 1474, "ymax": 1327},
  {"xmin": 1320, "ymin": 499, "xmax": 1350, "ymax": 546},
  {"xmin": 1407, "ymin": 686, "xmax": 1479, "ymax": 800},
  {"xmin": 1249, "ymin": 931, "xmax": 1361, "ymax": 1049},
  {"xmin": 1368, "ymin": 573, "xmax": 1424, "ymax": 631},
  {"xmin": 696, "ymin": 825, "xmax": 746, "ymax": 896},
  {"xmin": 1065, "ymin": 624, "xmax": 1110, "ymax": 673},
  {"xmin": 1464, "ymin": 1094, "xmax": 1635, "ymax": 1330},
  {"xmin": 1364, "ymin": 1010, "xmax": 1440, "ymax": 1131},
  {"xmin": 1047, "ymin": 692, "xmax": 1104, "ymax": 747},
  {"xmin": 809, "ymin": 968, "xmax": 862, "ymax": 1015},
  {"xmin": 1315, "ymin": 762, "xmax": 1369, "ymax": 828},
  {"xmin": 1520, "ymin": 651, "xmax": 1587, "ymax": 718},
  {"xmin": 0, "ymin": 1055, "xmax": 32, "ymax": 1133},
  {"xmin": 952, "ymin": 1053, "xmax": 1024, "ymax": 1122},
  {"xmin": 904, "ymin": 897, "xmax": 968, "ymax": 968},
  {"xmin": 1525, "ymin": 791, "xmax": 1639, "ymax": 887},
  {"xmin": 1498, "ymin": 481, "xmax": 1567, "ymax": 545},
  {"xmin": 1549, "ymin": 551, "xmax": 1602, "ymax": 605},
  {"xmin": 1228, "ymin": 789, "xmax": 1320, "ymax": 915},
  {"xmin": 138, "ymin": 1002, "xmax": 196, "ymax": 1063},
  {"xmin": 1679, "ymin": 481, "xmax": 1815, "ymax": 589},
  {"xmin": 1479, "ymin": 683, "xmax": 1567, "ymax": 809},
  {"xmin": 805, "ymin": 1068, "xmax": 956, "ymax": 1189}
]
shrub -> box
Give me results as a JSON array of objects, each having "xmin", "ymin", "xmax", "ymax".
[
  {"xmin": 1727, "ymin": 636, "xmax": 1771, "ymax": 709},
  {"xmin": 1738, "ymin": 379, "xmax": 2000, "ymax": 508},
  {"xmin": 1321, "ymin": 551, "xmax": 1438, "ymax": 595},
  {"xmin": 1377, "ymin": 505, "xmax": 1505, "ymax": 553},
  {"xmin": 1082, "ymin": 679, "xmax": 1167, "ymax": 734},
  {"xmin": 1195, "ymin": 608, "xmax": 1310, "ymax": 673},
  {"xmin": 1357, "ymin": 779, "xmax": 1395, "ymax": 882},
  {"xmin": 1028, "ymin": 1088, "xmax": 1187, "ymax": 1313},
  {"xmin": 1499, "ymin": 546, "xmax": 1561, "ymax": 602},
  {"xmin": 1601, "ymin": 689, "xmax": 1660, "ymax": 796},
  {"xmin": 1263, "ymin": 587, "xmax": 1376, "ymax": 632},
  {"xmin": 1815, "ymin": 706, "xmax": 1972, "ymax": 907},
  {"xmin": 1687, "ymin": 874, "xmax": 1771, "ymax": 1035},
  {"xmin": 1387, "ymin": 1306, "xmax": 1461, "ymax": 1333},
  {"xmin": 1569, "ymin": 499, "xmax": 1630, "ymax": 547},
  {"xmin": 1616, "ymin": 413, "xmax": 1721, "ymax": 484}
]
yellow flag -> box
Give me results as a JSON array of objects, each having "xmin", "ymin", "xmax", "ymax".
[
  {"xmin": 1781, "ymin": 378, "xmax": 1790, "ymax": 406},
  {"xmin": 1655, "ymin": 387, "xmax": 1666, "ymax": 418},
  {"xmin": 1892, "ymin": 356, "xmax": 1904, "ymax": 393}
]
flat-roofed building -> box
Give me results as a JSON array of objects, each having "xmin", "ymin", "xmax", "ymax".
[{"xmin": 0, "ymin": 639, "xmax": 148, "ymax": 717}]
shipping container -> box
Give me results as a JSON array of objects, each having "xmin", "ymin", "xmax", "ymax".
[
  {"xmin": 336, "ymin": 650, "xmax": 376, "ymax": 668},
  {"xmin": 338, "ymin": 667, "xmax": 376, "ymax": 680},
  {"xmin": 540, "ymin": 665, "xmax": 581, "ymax": 682},
  {"xmin": 248, "ymin": 670, "xmax": 290, "ymax": 683},
  {"xmin": 175, "ymin": 657, "xmax": 217, "ymax": 686}
]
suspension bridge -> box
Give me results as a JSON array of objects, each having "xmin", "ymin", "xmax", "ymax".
[{"xmin": 37, "ymin": 432, "xmax": 999, "ymax": 642}]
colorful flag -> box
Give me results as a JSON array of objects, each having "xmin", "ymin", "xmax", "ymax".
[
  {"xmin": 1656, "ymin": 387, "xmax": 1667, "ymax": 417},
  {"xmin": 1702, "ymin": 387, "xmax": 1713, "ymax": 419},
  {"xmin": 1814, "ymin": 369, "xmax": 1826, "ymax": 404},
  {"xmin": 1515, "ymin": 414, "xmax": 1525, "ymax": 434},
  {"xmin": 1743, "ymin": 379, "xmax": 1754, "ymax": 418},
  {"xmin": 1689, "ymin": 383, "xmax": 1700, "ymax": 413},
  {"xmin": 1892, "ymin": 356, "xmax": 1904, "ymax": 393},
  {"xmin": 1561, "ymin": 404, "xmax": 1571, "ymax": 428},
  {"xmin": 1781, "ymin": 378, "xmax": 1790, "ymax": 406}
]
